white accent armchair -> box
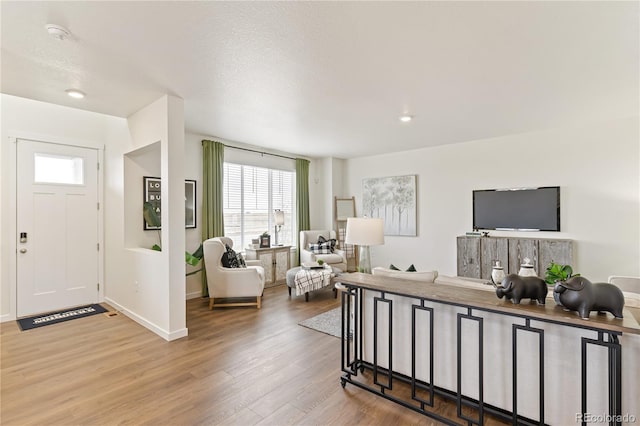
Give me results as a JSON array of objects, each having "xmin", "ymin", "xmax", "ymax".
[
  {"xmin": 299, "ymin": 230, "xmax": 347, "ymax": 272},
  {"xmin": 203, "ymin": 237, "xmax": 265, "ymax": 309}
]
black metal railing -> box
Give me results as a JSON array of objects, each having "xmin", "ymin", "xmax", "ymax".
[{"xmin": 339, "ymin": 283, "xmax": 625, "ymax": 426}]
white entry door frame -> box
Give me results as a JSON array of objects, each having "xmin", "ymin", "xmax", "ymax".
[{"xmin": 6, "ymin": 133, "xmax": 104, "ymax": 321}]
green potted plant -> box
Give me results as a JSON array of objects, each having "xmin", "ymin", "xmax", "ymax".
[
  {"xmin": 144, "ymin": 201, "xmax": 203, "ymax": 275},
  {"xmin": 143, "ymin": 201, "xmax": 162, "ymax": 251},
  {"xmin": 545, "ymin": 262, "xmax": 580, "ymax": 306}
]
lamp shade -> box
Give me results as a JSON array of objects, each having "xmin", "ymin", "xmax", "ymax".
[
  {"xmin": 274, "ymin": 209, "xmax": 285, "ymax": 226},
  {"xmin": 345, "ymin": 217, "xmax": 384, "ymax": 246}
]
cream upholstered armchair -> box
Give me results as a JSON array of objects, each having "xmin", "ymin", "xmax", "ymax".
[
  {"xmin": 299, "ymin": 230, "xmax": 347, "ymax": 272},
  {"xmin": 203, "ymin": 237, "xmax": 265, "ymax": 309}
]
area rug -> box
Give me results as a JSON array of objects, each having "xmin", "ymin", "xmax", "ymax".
[
  {"xmin": 299, "ymin": 307, "xmax": 341, "ymax": 338},
  {"xmin": 17, "ymin": 304, "xmax": 108, "ymax": 331}
]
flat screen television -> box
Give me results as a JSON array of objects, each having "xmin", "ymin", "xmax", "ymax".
[{"xmin": 473, "ymin": 186, "xmax": 560, "ymax": 231}]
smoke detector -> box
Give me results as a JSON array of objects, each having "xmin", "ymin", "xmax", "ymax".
[{"xmin": 45, "ymin": 24, "xmax": 71, "ymax": 41}]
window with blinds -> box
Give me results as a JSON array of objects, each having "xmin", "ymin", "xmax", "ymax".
[{"xmin": 223, "ymin": 162, "xmax": 296, "ymax": 249}]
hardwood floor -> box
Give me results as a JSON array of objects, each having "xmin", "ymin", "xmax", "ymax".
[{"xmin": 1, "ymin": 285, "xmax": 507, "ymax": 425}]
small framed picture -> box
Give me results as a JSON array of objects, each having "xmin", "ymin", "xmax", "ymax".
[
  {"xmin": 143, "ymin": 177, "xmax": 197, "ymax": 230},
  {"xmin": 260, "ymin": 235, "xmax": 271, "ymax": 248},
  {"xmin": 185, "ymin": 180, "xmax": 196, "ymax": 229},
  {"xmin": 143, "ymin": 176, "xmax": 162, "ymax": 230}
]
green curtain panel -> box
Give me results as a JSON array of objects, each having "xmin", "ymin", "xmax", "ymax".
[
  {"xmin": 296, "ymin": 158, "xmax": 310, "ymax": 265},
  {"xmin": 201, "ymin": 140, "xmax": 225, "ymax": 297}
]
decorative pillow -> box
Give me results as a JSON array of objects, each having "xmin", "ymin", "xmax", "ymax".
[
  {"xmin": 221, "ymin": 244, "xmax": 245, "ymax": 268},
  {"xmin": 373, "ymin": 267, "xmax": 438, "ymax": 283},
  {"xmin": 389, "ymin": 264, "xmax": 416, "ymax": 271},
  {"xmin": 317, "ymin": 235, "xmax": 336, "ymax": 252},
  {"xmin": 309, "ymin": 242, "xmax": 333, "ymax": 254},
  {"xmin": 236, "ymin": 252, "xmax": 246, "ymax": 268}
]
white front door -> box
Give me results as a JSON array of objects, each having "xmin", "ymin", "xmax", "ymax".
[{"xmin": 16, "ymin": 140, "xmax": 99, "ymax": 317}]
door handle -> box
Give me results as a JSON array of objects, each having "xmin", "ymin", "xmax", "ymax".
[{"xmin": 19, "ymin": 249, "xmax": 27, "ymax": 253}]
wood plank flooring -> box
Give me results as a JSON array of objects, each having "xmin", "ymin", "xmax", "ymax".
[{"xmin": 1, "ymin": 285, "xmax": 508, "ymax": 425}]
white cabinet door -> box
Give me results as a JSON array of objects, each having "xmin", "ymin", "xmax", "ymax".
[
  {"xmin": 258, "ymin": 251, "xmax": 274, "ymax": 286},
  {"xmin": 274, "ymin": 249, "xmax": 290, "ymax": 284}
]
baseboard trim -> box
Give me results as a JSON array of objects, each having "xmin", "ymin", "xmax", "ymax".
[
  {"xmin": 0, "ymin": 313, "xmax": 15, "ymax": 323},
  {"xmin": 167, "ymin": 328, "xmax": 189, "ymax": 340},
  {"xmin": 186, "ymin": 290, "xmax": 202, "ymax": 300},
  {"xmin": 104, "ymin": 297, "xmax": 188, "ymax": 342}
]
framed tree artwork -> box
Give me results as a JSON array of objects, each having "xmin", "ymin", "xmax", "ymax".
[{"xmin": 362, "ymin": 175, "xmax": 417, "ymax": 236}]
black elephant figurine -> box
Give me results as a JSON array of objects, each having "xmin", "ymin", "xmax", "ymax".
[
  {"xmin": 496, "ymin": 274, "xmax": 548, "ymax": 305},
  {"xmin": 553, "ymin": 276, "xmax": 624, "ymax": 320}
]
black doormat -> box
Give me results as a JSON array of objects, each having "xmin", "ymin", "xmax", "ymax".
[{"xmin": 17, "ymin": 304, "xmax": 108, "ymax": 331}]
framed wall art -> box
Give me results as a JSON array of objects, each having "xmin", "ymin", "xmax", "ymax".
[
  {"xmin": 362, "ymin": 175, "xmax": 417, "ymax": 236},
  {"xmin": 143, "ymin": 177, "xmax": 197, "ymax": 230},
  {"xmin": 185, "ymin": 179, "xmax": 196, "ymax": 229},
  {"xmin": 143, "ymin": 176, "xmax": 162, "ymax": 230}
]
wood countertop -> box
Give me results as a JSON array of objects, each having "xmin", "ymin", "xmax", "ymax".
[{"xmin": 333, "ymin": 272, "xmax": 640, "ymax": 336}]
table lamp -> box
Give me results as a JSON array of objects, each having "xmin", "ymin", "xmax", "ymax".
[
  {"xmin": 345, "ymin": 217, "xmax": 384, "ymax": 273},
  {"xmin": 273, "ymin": 209, "xmax": 285, "ymax": 246}
]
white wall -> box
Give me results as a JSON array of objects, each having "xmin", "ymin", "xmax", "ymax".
[
  {"xmin": 106, "ymin": 95, "xmax": 187, "ymax": 340},
  {"xmin": 0, "ymin": 94, "xmax": 130, "ymax": 319},
  {"xmin": 309, "ymin": 158, "xmax": 328, "ymax": 230},
  {"xmin": 344, "ymin": 117, "xmax": 640, "ymax": 282},
  {"xmin": 184, "ymin": 133, "xmax": 205, "ymax": 299},
  {"xmin": 308, "ymin": 157, "xmax": 348, "ymax": 231},
  {"xmin": 331, "ymin": 157, "xmax": 347, "ymax": 199}
]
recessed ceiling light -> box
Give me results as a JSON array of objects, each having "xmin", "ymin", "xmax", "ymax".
[
  {"xmin": 399, "ymin": 115, "xmax": 413, "ymax": 122},
  {"xmin": 66, "ymin": 89, "xmax": 85, "ymax": 99},
  {"xmin": 45, "ymin": 24, "xmax": 71, "ymax": 41}
]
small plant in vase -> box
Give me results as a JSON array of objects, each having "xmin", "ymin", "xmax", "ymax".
[
  {"xmin": 317, "ymin": 259, "xmax": 325, "ymax": 266},
  {"xmin": 545, "ymin": 262, "xmax": 580, "ymax": 306}
]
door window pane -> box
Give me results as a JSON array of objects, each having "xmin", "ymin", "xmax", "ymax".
[{"xmin": 34, "ymin": 153, "xmax": 84, "ymax": 185}]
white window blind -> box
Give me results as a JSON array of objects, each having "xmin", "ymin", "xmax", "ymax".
[{"xmin": 223, "ymin": 162, "xmax": 296, "ymax": 249}]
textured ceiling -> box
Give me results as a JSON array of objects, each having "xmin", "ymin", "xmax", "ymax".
[{"xmin": 1, "ymin": 1, "xmax": 637, "ymax": 159}]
